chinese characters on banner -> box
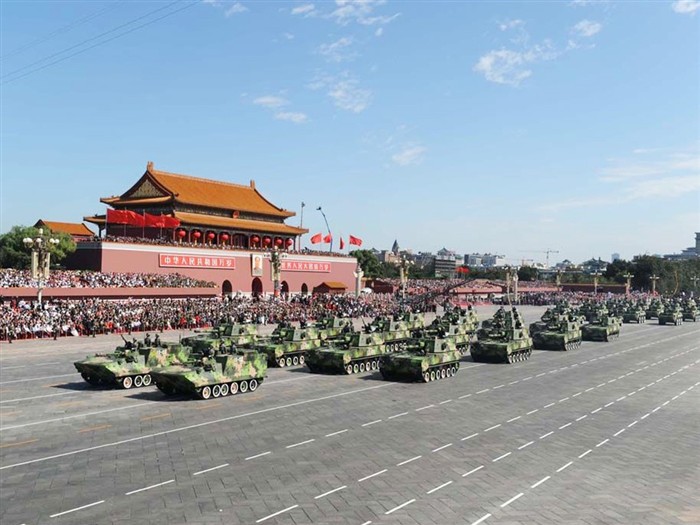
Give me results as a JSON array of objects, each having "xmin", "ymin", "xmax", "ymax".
[
  {"xmin": 280, "ymin": 260, "xmax": 332, "ymax": 272},
  {"xmin": 159, "ymin": 254, "xmax": 236, "ymax": 269}
]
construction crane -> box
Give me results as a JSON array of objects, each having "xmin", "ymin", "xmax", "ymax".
[{"xmin": 519, "ymin": 249, "xmax": 560, "ymax": 268}]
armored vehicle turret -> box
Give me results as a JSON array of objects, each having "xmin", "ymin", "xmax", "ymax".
[
  {"xmin": 471, "ymin": 307, "xmax": 533, "ymax": 363},
  {"xmin": 529, "ymin": 309, "xmax": 582, "ymax": 351},
  {"xmin": 255, "ymin": 326, "xmax": 326, "ymax": 367},
  {"xmin": 313, "ymin": 316, "xmax": 353, "ymax": 340},
  {"xmin": 581, "ymin": 314, "xmax": 621, "ymax": 342},
  {"xmin": 645, "ymin": 299, "xmax": 665, "ymax": 320},
  {"xmin": 74, "ymin": 337, "xmax": 191, "ymax": 389},
  {"xmin": 150, "ymin": 348, "xmax": 267, "ymax": 400},
  {"xmin": 682, "ymin": 300, "xmax": 698, "ymax": 322},
  {"xmin": 658, "ymin": 303, "xmax": 683, "ymax": 326},
  {"xmin": 379, "ymin": 336, "xmax": 462, "ymax": 382},
  {"xmin": 305, "ymin": 331, "xmax": 386, "ymax": 374},
  {"xmin": 398, "ymin": 312, "xmax": 426, "ymax": 331},
  {"xmin": 370, "ymin": 316, "xmax": 413, "ymax": 351},
  {"xmin": 425, "ymin": 311, "xmax": 476, "ymax": 354},
  {"xmin": 622, "ymin": 304, "xmax": 646, "ymax": 324},
  {"xmin": 181, "ymin": 323, "xmax": 259, "ymax": 355}
]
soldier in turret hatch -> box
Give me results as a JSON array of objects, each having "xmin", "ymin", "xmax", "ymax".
[
  {"xmin": 144, "ymin": 333, "xmax": 152, "ymax": 346},
  {"xmin": 154, "ymin": 334, "xmax": 161, "ymax": 347}
]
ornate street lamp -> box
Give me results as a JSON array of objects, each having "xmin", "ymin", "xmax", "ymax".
[
  {"xmin": 23, "ymin": 228, "xmax": 59, "ymax": 305},
  {"xmin": 622, "ymin": 272, "xmax": 634, "ymax": 297},
  {"xmin": 353, "ymin": 262, "xmax": 364, "ymax": 299},
  {"xmin": 397, "ymin": 255, "xmax": 414, "ymax": 299},
  {"xmin": 592, "ymin": 271, "xmax": 602, "ymax": 295},
  {"xmin": 267, "ymin": 246, "xmax": 287, "ymax": 298},
  {"xmin": 650, "ymin": 274, "xmax": 660, "ymax": 295}
]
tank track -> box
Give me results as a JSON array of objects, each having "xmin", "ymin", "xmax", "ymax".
[
  {"xmin": 274, "ymin": 352, "xmax": 306, "ymax": 367},
  {"xmin": 343, "ymin": 358, "xmax": 382, "ymax": 374},
  {"xmin": 421, "ymin": 362, "xmax": 460, "ymax": 383},
  {"xmin": 506, "ymin": 348, "xmax": 532, "ymax": 363},
  {"xmin": 194, "ymin": 377, "xmax": 264, "ymax": 400},
  {"xmin": 603, "ymin": 332, "xmax": 621, "ymax": 341},
  {"xmin": 563, "ymin": 340, "xmax": 582, "ymax": 351},
  {"xmin": 80, "ymin": 372, "xmax": 153, "ymax": 389}
]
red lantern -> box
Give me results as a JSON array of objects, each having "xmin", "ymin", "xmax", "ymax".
[
  {"xmin": 263, "ymin": 237, "xmax": 271, "ymax": 246},
  {"xmin": 177, "ymin": 230, "xmax": 186, "ymax": 238},
  {"xmin": 207, "ymin": 232, "xmax": 215, "ymax": 240},
  {"xmin": 193, "ymin": 231, "xmax": 201, "ymax": 239},
  {"xmin": 251, "ymin": 235, "xmax": 260, "ymax": 244},
  {"xmin": 221, "ymin": 233, "xmax": 229, "ymax": 241},
  {"xmin": 286, "ymin": 238, "xmax": 293, "ymax": 247},
  {"xmin": 274, "ymin": 238, "xmax": 283, "ymax": 246}
]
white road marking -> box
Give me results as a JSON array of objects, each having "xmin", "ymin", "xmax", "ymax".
[
  {"xmin": 463, "ymin": 465, "xmax": 484, "ymax": 477},
  {"xmin": 439, "ymin": 399, "xmax": 453, "ymax": 405},
  {"xmin": 493, "ymin": 385, "xmax": 504, "ymax": 389},
  {"xmin": 613, "ymin": 429, "xmax": 626, "ymax": 437},
  {"xmin": 3, "ymin": 361, "xmax": 61, "ymax": 370},
  {"xmin": 628, "ymin": 421, "xmax": 638, "ymax": 428},
  {"xmin": 125, "ymin": 479, "xmax": 174, "ymax": 495},
  {"xmin": 493, "ymin": 452, "xmax": 512, "ymax": 462},
  {"xmin": 597, "ymin": 383, "xmax": 606, "ymax": 388},
  {"xmin": 576, "ymin": 415, "xmax": 588, "ymax": 422},
  {"xmin": 536, "ymin": 373, "xmax": 546, "ymax": 377},
  {"xmin": 358, "ymin": 469, "xmax": 387, "ymax": 482},
  {"xmin": 540, "ymin": 431, "xmax": 554, "ymax": 439},
  {"xmin": 397, "ymin": 455, "xmax": 422, "ymax": 466},
  {"xmin": 652, "ymin": 407, "xmax": 661, "ymax": 413},
  {"xmin": 286, "ymin": 439, "xmax": 315, "ymax": 449},
  {"xmin": 484, "ymin": 424, "xmax": 501, "ymax": 432},
  {"xmin": 640, "ymin": 413, "xmax": 650, "ymax": 420},
  {"xmin": 585, "ymin": 387, "xmax": 595, "ymax": 392},
  {"xmin": 433, "ymin": 443, "xmax": 453, "ymax": 453},
  {"xmin": 559, "ymin": 422, "xmax": 572, "ymax": 430},
  {"xmin": 500, "ymin": 492, "xmax": 524, "ymax": 508},
  {"xmin": 245, "ymin": 451, "xmax": 271, "ymax": 461},
  {"xmin": 509, "ymin": 380, "xmax": 520, "ymax": 385},
  {"xmin": 0, "ymin": 391, "xmax": 78, "ymax": 405},
  {"xmin": 530, "ymin": 476, "xmax": 550, "ymax": 489},
  {"xmin": 522, "ymin": 376, "xmax": 533, "ymax": 381},
  {"xmin": 544, "ymin": 403, "xmax": 555, "ymax": 408},
  {"xmin": 662, "ymin": 400, "xmax": 670, "ymax": 406},
  {"xmin": 591, "ymin": 407, "xmax": 602, "ymax": 414},
  {"xmin": 526, "ymin": 409, "xmax": 539, "ymax": 415},
  {"xmin": 0, "ymin": 373, "xmax": 75, "ymax": 385},
  {"xmin": 578, "ymin": 449, "xmax": 592, "ymax": 459},
  {"xmin": 572, "ymin": 392, "xmax": 582, "ymax": 397},
  {"xmin": 507, "ymin": 416, "xmax": 521, "ymax": 423},
  {"xmin": 471, "ymin": 512, "xmax": 492, "ymax": 525},
  {"xmin": 361, "ymin": 420, "xmax": 382, "ymax": 427},
  {"xmin": 49, "ymin": 500, "xmax": 105, "ymax": 518},
  {"xmin": 458, "ymin": 394, "xmax": 472, "ymax": 399},
  {"xmin": 518, "ymin": 441, "xmax": 534, "ymax": 450},
  {"xmin": 427, "ymin": 480, "xmax": 453, "ymax": 494},
  {"xmin": 256, "ymin": 505, "xmax": 299, "ymax": 523},
  {"xmin": 325, "ymin": 429, "xmax": 348, "ymax": 437},
  {"xmin": 385, "ymin": 499, "xmax": 415, "ymax": 515},
  {"xmin": 416, "ymin": 404, "xmax": 434, "ymax": 411},
  {"xmin": 476, "ymin": 389, "xmax": 490, "ymax": 394},
  {"xmin": 388, "ymin": 412, "xmax": 408, "ymax": 420},
  {"xmin": 315, "ymin": 485, "xmax": 347, "ymax": 499},
  {"xmin": 559, "ymin": 397, "xmax": 570, "ymax": 403},
  {"xmin": 361, "ymin": 522, "xmax": 372, "ymax": 525},
  {"xmin": 557, "ymin": 461, "xmax": 573, "ymax": 472},
  {"xmin": 461, "ymin": 433, "xmax": 479, "ymax": 441},
  {"xmin": 604, "ymin": 402, "xmax": 615, "ymax": 408},
  {"xmin": 193, "ymin": 463, "xmax": 229, "ymax": 476},
  {"xmin": 616, "ymin": 396, "xmax": 627, "ymax": 402}
]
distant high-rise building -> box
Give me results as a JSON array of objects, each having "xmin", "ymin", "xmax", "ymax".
[
  {"xmin": 434, "ymin": 248, "xmax": 457, "ymax": 278},
  {"xmin": 663, "ymin": 232, "xmax": 700, "ymax": 260}
]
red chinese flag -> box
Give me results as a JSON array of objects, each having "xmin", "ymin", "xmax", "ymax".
[
  {"xmin": 126, "ymin": 210, "xmax": 145, "ymax": 227},
  {"xmin": 323, "ymin": 233, "xmax": 332, "ymax": 244},
  {"xmin": 340, "ymin": 237, "xmax": 345, "ymax": 250},
  {"xmin": 106, "ymin": 209, "xmax": 130, "ymax": 224},
  {"xmin": 310, "ymin": 232, "xmax": 323, "ymax": 244},
  {"xmin": 163, "ymin": 215, "xmax": 181, "ymax": 228},
  {"xmin": 348, "ymin": 235, "xmax": 362, "ymax": 246},
  {"xmin": 144, "ymin": 213, "xmax": 165, "ymax": 228}
]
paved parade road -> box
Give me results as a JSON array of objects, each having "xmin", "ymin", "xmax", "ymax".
[{"xmin": 1, "ymin": 307, "xmax": 698, "ymax": 525}]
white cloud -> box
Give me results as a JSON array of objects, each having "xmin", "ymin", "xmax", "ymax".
[
  {"xmin": 392, "ymin": 145, "xmax": 426, "ymax": 166},
  {"xmin": 571, "ymin": 19, "xmax": 602, "ymax": 37},
  {"xmin": 330, "ymin": 0, "xmax": 399, "ymax": 26},
  {"xmin": 499, "ymin": 19, "xmax": 524, "ymax": 31},
  {"xmin": 253, "ymin": 95, "xmax": 288, "ymax": 108},
  {"xmin": 274, "ymin": 111, "xmax": 309, "ymax": 124},
  {"xmin": 283, "ymin": 32, "xmax": 295, "ymax": 40},
  {"xmin": 291, "ymin": 3, "xmax": 316, "ymax": 15},
  {"xmin": 672, "ymin": 0, "xmax": 700, "ymax": 14},
  {"xmin": 473, "ymin": 42, "xmax": 559, "ymax": 86},
  {"xmin": 375, "ymin": 27, "xmax": 383, "ymax": 37},
  {"xmin": 310, "ymin": 73, "xmax": 372, "ymax": 113},
  {"xmin": 318, "ymin": 37, "xmax": 355, "ymax": 62},
  {"xmin": 225, "ymin": 2, "xmax": 248, "ymax": 16}
]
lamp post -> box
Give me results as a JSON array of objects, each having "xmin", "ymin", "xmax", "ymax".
[
  {"xmin": 555, "ymin": 269, "xmax": 562, "ymax": 290},
  {"xmin": 512, "ymin": 272, "xmax": 519, "ymax": 304},
  {"xmin": 353, "ymin": 262, "xmax": 364, "ymax": 299},
  {"xmin": 23, "ymin": 228, "xmax": 59, "ymax": 305},
  {"xmin": 297, "ymin": 201, "xmax": 305, "ymax": 251},
  {"xmin": 622, "ymin": 272, "xmax": 634, "ymax": 297},
  {"xmin": 316, "ymin": 206, "xmax": 332, "ymax": 253},
  {"xmin": 691, "ymin": 275, "xmax": 699, "ymax": 297},
  {"xmin": 650, "ymin": 274, "xmax": 660, "ymax": 295},
  {"xmin": 504, "ymin": 266, "xmax": 513, "ymax": 304},
  {"xmin": 592, "ymin": 271, "xmax": 602, "ymax": 295},
  {"xmin": 397, "ymin": 255, "xmax": 414, "ymax": 300},
  {"xmin": 267, "ymin": 246, "xmax": 287, "ymax": 298}
]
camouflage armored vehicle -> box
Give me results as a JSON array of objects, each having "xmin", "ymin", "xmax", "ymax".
[
  {"xmin": 313, "ymin": 316, "xmax": 353, "ymax": 340},
  {"xmin": 576, "ymin": 301, "xmax": 608, "ymax": 323},
  {"xmin": 181, "ymin": 323, "xmax": 259, "ymax": 354},
  {"xmin": 370, "ymin": 316, "xmax": 414, "ymax": 351},
  {"xmin": 581, "ymin": 314, "xmax": 621, "ymax": 342},
  {"xmin": 74, "ymin": 337, "xmax": 191, "ymax": 389},
  {"xmin": 529, "ymin": 310, "xmax": 582, "ymax": 351},
  {"xmin": 645, "ymin": 299, "xmax": 665, "ymax": 320},
  {"xmin": 398, "ymin": 312, "xmax": 426, "ymax": 331},
  {"xmin": 658, "ymin": 304, "xmax": 683, "ymax": 326},
  {"xmin": 380, "ymin": 336, "xmax": 462, "ymax": 382},
  {"xmin": 150, "ymin": 348, "xmax": 267, "ymax": 399},
  {"xmin": 425, "ymin": 312, "xmax": 476, "ymax": 354},
  {"xmin": 255, "ymin": 326, "xmax": 326, "ymax": 367},
  {"xmin": 471, "ymin": 308, "xmax": 533, "ymax": 363},
  {"xmin": 682, "ymin": 300, "xmax": 698, "ymax": 322},
  {"xmin": 622, "ymin": 304, "xmax": 646, "ymax": 324},
  {"xmin": 305, "ymin": 331, "xmax": 386, "ymax": 374}
]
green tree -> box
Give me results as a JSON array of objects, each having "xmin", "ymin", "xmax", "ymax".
[
  {"xmin": 0, "ymin": 225, "xmax": 76, "ymax": 269},
  {"xmin": 517, "ymin": 266, "xmax": 538, "ymax": 281},
  {"xmin": 350, "ymin": 249, "xmax": 382, "ymax": 278}
]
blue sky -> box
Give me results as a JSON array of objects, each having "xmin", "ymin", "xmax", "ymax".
[{"xmin": 2, "ymin": 0, "xmax": 699, "ymax": 265}]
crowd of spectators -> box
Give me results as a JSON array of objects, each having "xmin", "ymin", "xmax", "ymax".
[{"xmin": 0, "ymin": 269, "xmax": 216, "ymax": 289}]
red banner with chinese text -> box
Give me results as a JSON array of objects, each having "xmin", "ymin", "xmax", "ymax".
[{"xmin": 159, "ymin": 253, "xmax": 236, "ymax": 269}]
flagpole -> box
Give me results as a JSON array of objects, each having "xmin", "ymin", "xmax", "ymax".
[
  {"xmin": 142, "ymin": 210, "xmax": 146, "ymax": 239},
  {"xmin": 298, "ymin": 201, "xmax": 305, "ymax": 251},
  {"xmin": 316, "ymin": 206, "xmax": 332, "ymax": 253}
]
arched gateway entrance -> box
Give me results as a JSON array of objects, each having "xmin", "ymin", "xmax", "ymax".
[
  {"xmin": 252, "ymin": 277, "xmax": 263, "ymax": 297},
  {"xmin": 222, "ymin": 280, "xmax": 232, "ymax": 296}
]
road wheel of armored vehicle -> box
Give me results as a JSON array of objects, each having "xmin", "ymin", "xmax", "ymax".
[
  {"xmin": 446, "ymin": 367, "xmax": 452, "ymax": 378},
  {"xmin": 220, "ymin": 383, "xmax": 229, "ymax": 396},
  {"xmin": 292, "ymin": 356, "xmax": 299, "ymax": 366},
  {"xmin": 142, "ymin": 374, "xmax": 152, "ymax": 387},
  {"xmin": 229, "ymin": 382, "xmax": 239, "ymax": 395},
  {"xmin": 345, "ymin": 364, "xmax": 353, "ymax": 374},
  {"xmin": 351, "ymin": 363, "xmax": 359, "ymax": 374},
  {"xmin": 200, "ymin": 386, "xmax": 212, "ymax": 400},
  {"xmin": 299, "ymin": 354, "xmax": 306, "ymax": 365},
  {"xmin": 249, "ymin": 379, "xmax": 258, "ymax": 391},
  {"xmin": 239, "ymin": 380, "xmax": 249, "ymax": 393},
  {"xmin": 423, "ymin": 372, "xmax": 431, "ymax": 382},
  {"xmin": 212, "ymin": 385, "xmax": 222, "ymax": 398},
  {"xmin": 134, "ymin": 375, "xmax": 144, "ymax": 388},
  {"xmin": 122, "ymin": 376, "xmax": 133, "ymax": 389},
  {"xmin": 371, "ymin": 360, "xmax": 378, "ymax": 370},
  {"xmin": 676, "ymin": 320, "xmax": 682, "ymax": 326},
  {"xmin": 277, "ymin": 358, "xmax": 286, "ymax": 367},
  {"xmin": 451, "ymin": 365, "xmax": 458, "ymax": 376},
  {"xmin": 286, "ymin": 357, "xmax": 293, "ymax": 366},
  {"xmin": 429, "ymin": 370, "xmax": 436, "ymax": 381},
  {"xmin": 440, "ymin": 368, "xmax": 447, "ymax": 379},
  {"xmin": 359, "ymin": 362, "xmax": 366, "ymax": 373}
]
